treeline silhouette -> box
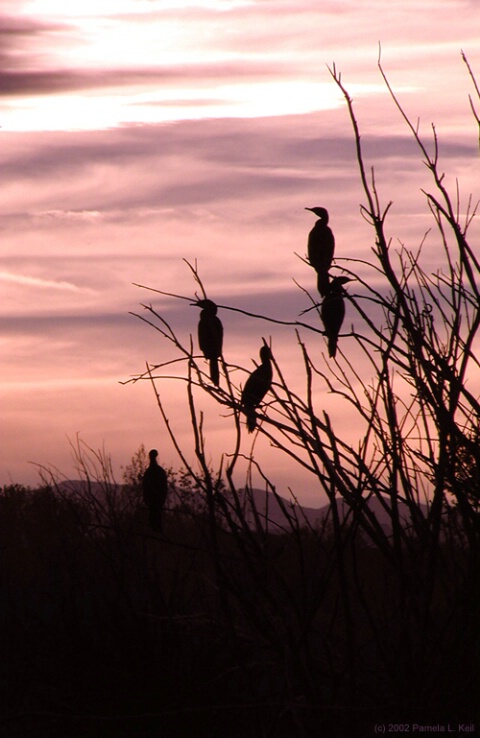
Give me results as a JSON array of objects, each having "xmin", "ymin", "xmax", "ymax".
[{"xmin": 0, "ymin": 463, "xmax": 477, "ymax": 738}]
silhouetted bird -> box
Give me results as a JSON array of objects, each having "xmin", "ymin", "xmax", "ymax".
[
  {"xmin": 142, "ymin": 449, "xmax": 168, "ymax": 532},
  {"xmin": 195, "ymin": 299, "xmax": 223, "ymax": 386},
  {"xmin": 321, "ymin": 276, "xmax": 351, "ymax": 358},
  {"xmin": 305, "ymin": 206, "xmax": 335, "ymax": 296},
  {"xmin": 241, "ymin": 344, "xmax": 273, "ymax": 432}
]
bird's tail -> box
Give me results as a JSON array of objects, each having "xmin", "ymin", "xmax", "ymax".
[
  {"xmin": 316, "ymin": 270, "xmax": 330, "ymax": 297},
  {"xmin": 210, "ymin": 358, "xmax": 220, "ymax": 386},
  {"xmin": 245, "ymin": 406, "xmax": 257, "ymax": 432},
  {"xmin": 148, "ymin": 505, "xmax": 163, "ymax": 533},
  {"xmin": 328, "ymin": 335, "xmax": 338, "ymax": 358}
]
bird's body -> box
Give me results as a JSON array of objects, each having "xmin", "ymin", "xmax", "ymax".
[
  {"xmin": 241, "ymin": 345, "xmax": 273, "ymax": 432},
  {"xmin": 305, "ymin": 207, "xmax": 335, "ymax": 297},
  {"xmin": 142, "ymin": 449, "xmax": 168, "ymax": 532},
  {"xmin": 321, "ymin": 277, "xmax": 351, "ymax": 358},
  {"xmin": 196, "ymin": 299, "xmax": 223, "ymax": 386}
]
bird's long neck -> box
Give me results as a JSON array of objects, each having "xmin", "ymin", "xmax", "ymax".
[{"xmin": 261, "ymin": 355, "xmax": 272, "ymax": 376}]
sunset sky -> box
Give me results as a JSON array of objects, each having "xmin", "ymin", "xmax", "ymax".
[{"xmin": 1, "ymin": 0, "xmax": 479, "ymax": 503}]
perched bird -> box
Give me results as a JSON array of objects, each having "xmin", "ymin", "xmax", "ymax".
[
  {"xmin": 195, "ymin": 299, "xmax": 223, "ymax": 386},
  {"xmin": 241, "ymin": 344, "xmax": 273, "ymax": 432},
  {"xmin": 321, "ymin": 276, "xmax": 352, "ymax": 358},
  {"xmin": 305, "ymin": 206, "xmax": 335, "ymax": 296},
  {"xmin": 142, "ymin": 449, "xmax": 168, "ymax": 532}
]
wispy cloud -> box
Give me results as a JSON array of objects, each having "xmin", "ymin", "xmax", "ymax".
[
  {"xmin": 33, "ymin": 209, "xmax": 103, "ymax": 222},
  {"xmin": 2, "ymin": 2, "xmax": 476, "ymax": 132},
  {"xmin": 0, "ymin": 270, "xmax": 88, "ymax": 292}
]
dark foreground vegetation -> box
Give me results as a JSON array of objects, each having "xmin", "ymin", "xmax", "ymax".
[{"xmin": 0, "ymin": 471, "xmax": 478, "ymax": 738}]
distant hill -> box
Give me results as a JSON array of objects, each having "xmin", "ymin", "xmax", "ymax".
[
  {"xmin": 53, "ymin": 479, "xmax": 430, "ymax": 537},
  {"xmin": 228, "ymin": 488, "xmax": 430, "ymax": 536},
  {"xmin": 228, "ymin": 487, "xmax": 324, "ymax": 532}
]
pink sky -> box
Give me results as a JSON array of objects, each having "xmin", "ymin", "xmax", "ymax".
[{"xmin": 1, "ymin": 0, "xmax": 479, "ymax": 503}]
